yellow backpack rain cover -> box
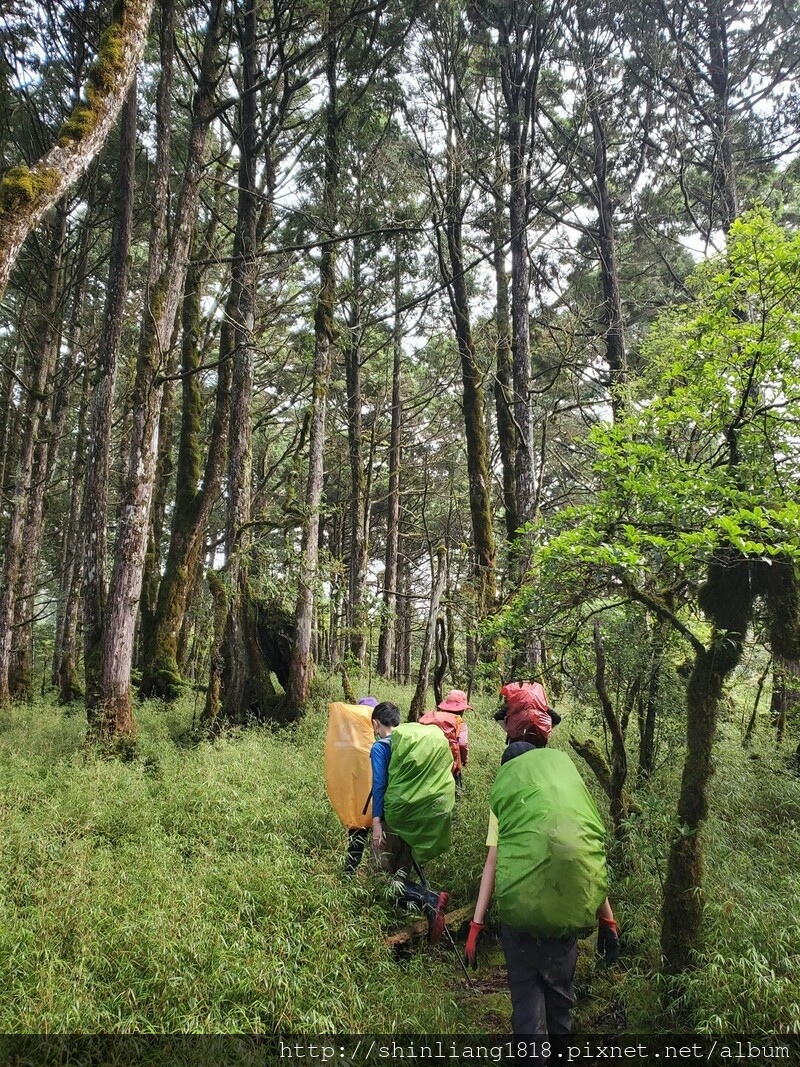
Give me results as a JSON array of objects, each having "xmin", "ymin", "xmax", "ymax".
[{"xmin": 325, "ymin": 702, "xmax": 374, "ymax": 829}]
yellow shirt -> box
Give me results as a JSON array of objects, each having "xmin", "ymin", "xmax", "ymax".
[{"xmin": 486, "ymin": 810, "xmax": 498, "ymax": 847}]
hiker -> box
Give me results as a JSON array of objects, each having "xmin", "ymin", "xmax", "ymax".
[
  {"xmin": 342, "ymin": 697, "xmax": 379, "ymax": 872},
  {"xmin": 419, "ymin": 688, "xmax": 470, "ymax": 786},
  {"xmin": 370, "ymin": 700, "xmax": 451, "ymax": 944},
  {"xmin": 465, "ymin": 684, "xmax": 619, "ymax": 1038},
  {"xmin": 324, "ymin": 698, "xmax": 376, "ymax": 874}
]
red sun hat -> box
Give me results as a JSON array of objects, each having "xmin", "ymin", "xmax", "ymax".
[{"xmin": 437, "ymin": 688, "xmax": 472, "ymax": 712}]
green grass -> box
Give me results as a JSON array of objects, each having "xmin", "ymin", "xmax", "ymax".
[{"xmin": 0, "ymin": 682, "xmax": 799, "ymax": 1035}]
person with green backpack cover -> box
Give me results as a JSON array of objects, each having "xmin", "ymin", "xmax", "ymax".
[
  {"xmin": 370, "ymin": 701, "xmax": 453, "ymax": 943},
  {"xmin": 465, "ymin": 683, "xmax": 619, "ymax": 1037}
]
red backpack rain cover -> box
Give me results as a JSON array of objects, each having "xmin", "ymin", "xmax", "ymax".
[
  {"xmin": 418, "ymin": 710, "xmax": 463, "ymax": 776},
  {"xmin": 500, "ymin": 681, "xmax": 552, "ymax": 745}
]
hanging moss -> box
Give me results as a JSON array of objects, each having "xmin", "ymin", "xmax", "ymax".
[
  {"xmin": 58, "ymin": 24, "xmax": 127, "ymax": 146},
  {"xmin": 756, "ymin": 556, "xmax": 800, "ymax": 660},
  {"xmin": 0, "ymin": 166, "xmax": 60, "ymax": 217}
]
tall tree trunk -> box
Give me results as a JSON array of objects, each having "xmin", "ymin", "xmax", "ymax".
[
  {"xmin": 637, "ymin": 617, "xmax": 669, "ymax": 781},
  {"xmin": 771, "ymin": 654, "xmax": 800, "ymax": 745},
  {"xmin": 488, "ymin": 2, "xmax": 553, "ymax": 611},
  {"xmin": 574, "ymin": 5, "xmax": 627, "ymax": 418},
  {"xmin": 15, "ymin": 193, "xmax": 90, "ymax": 699},
  {"xmin": 409, "ymin": 545, "xmax": 447, "ymax": 721},
  {"xmin": 437, "ymin": 127, "xmax": 496, "ymax": 622},
  {"xmin": 140, "ymin": 244, "xmax": 230, "ymax": 700},
  {"xmin": 492, "ymin": 193, "xmax": 519, "ymax": 543},
  {"xmin": 138, "ymin": 355, "xmax": 179, "ymax": 671},
  {"xmin": 377, "ymin": 242, "xmax": 403, "ymax": 679},
  {"xmin": 592, "ymin": 619, "xmax": 629, "ymax": 842},
  {"xmin": 0, "ymin": 204, "xmax": 67, "ymax": 705},
  {"xmin": 288, "ymin": 29, "xmax": 341, "ymax": 710},
  {"xmin": 397, "ymin": 550, "xmax": 412, "ymax": 685},
  {"xmin": 204, "ymin": 0, "xmax": 279, "ymax": 727},
  {"xmin": 344, "ymin": 231, "xmax": 368, "ymax": 668},
  {"xmin": 0, "ymin": 339, "xmax": 20, "ymax": 509},
  {"xmin": 93, "ymin": 1, "xmax": 225, "ymax": 741},
  {"xmin": 52, "ymin": 179, "xmax": 95, "ymax": 701},
  {"xmin": 55, "ymin": 362, "xmax": 89, "ymax": 703},
  {"xmin": 83, "ymin": 82, "xmax": 139, "ymax": 717}
]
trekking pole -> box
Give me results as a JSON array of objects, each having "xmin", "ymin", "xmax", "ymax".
[
  {"xmin": 442, "ymin": 918, "xmax": 478, "ymax": 991},
  {"xmin": 412, "ymin": 860, "xmax": 476, "ymax": 989}
]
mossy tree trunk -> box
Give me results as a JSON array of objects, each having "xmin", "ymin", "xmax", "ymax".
[
  {"xmin": 138, "ymin": 361, "xmax": 179, "ymax": 673},
  {"xmin": 770, "ymin": 655, "xmax": 800, "ymax": 744},
  {"xmin": 140, "ymin": 243, "xmax": 231, "ymax": 700},
  {"xmin": 660, "ymin": 552, "xmax": 752, "ymax": 972},
  {"xmin": 0, "ymin": 0, "xmax": 155, "ymax": 300}
]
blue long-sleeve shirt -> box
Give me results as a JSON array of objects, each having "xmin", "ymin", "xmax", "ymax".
[{"xmin": 370, "ymin": 735, "xmax": 392, "ymax": 818}]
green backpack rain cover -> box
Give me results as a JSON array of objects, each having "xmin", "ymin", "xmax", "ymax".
[
  {"xmin": 489, "ymin": 748, "xmax": 608, "ymax": 938},
  {"xmin": 384, "ymin": 722, "xmax": 456, "ymax": 864}
]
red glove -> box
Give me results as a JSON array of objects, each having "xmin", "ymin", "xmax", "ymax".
[
  {"xmin": 465, "ymin": 920, "xmax": 485, "ymax": 969},
  {"xmin": 597, "ymin": 916, "xmax": 620, "ymax": 965}
]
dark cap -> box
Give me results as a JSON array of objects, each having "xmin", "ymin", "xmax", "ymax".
[{"xmin": 501, "ymin": 741, "xmax": 536, "ymax": 764}]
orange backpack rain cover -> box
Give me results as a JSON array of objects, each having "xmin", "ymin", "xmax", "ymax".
[{"xmin": 324, "ymin": 702, "xmax": 374, "ymax": 829}]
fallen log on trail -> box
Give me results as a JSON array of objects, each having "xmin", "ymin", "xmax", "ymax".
[{"xmin": 385, "ymin": 903, "xmax": 474, "ymax": 948}]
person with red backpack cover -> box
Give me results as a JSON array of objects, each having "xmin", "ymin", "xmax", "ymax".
[
  {"xmin": 492, "ymin": 680, "xmax": 561, "ymax": 742},
  {"xmin": 419, "ymin": 688, "xmax": 470, "ymax": 786}
]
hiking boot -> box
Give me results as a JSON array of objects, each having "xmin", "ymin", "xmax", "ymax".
[{"xmin": 427, "ymin": 891, "xmax": 450, "ymax": 945}]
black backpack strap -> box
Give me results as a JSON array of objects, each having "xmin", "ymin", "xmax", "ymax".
[{"xmin": 362, "ymin": 789, "xmax": 373, "ymax": 816}]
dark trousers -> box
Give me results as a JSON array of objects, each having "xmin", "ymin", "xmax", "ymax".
[
  {"xmin": 500, "ymin": 923, "xmax": 578, "ymax": 1036},
  {"xmin": 373, "ymin": 822, "xmax": 414, "ymax": 876},
  {"xmin": 345, "ymin": 828, "xmax": 369, "ymax": 873}
]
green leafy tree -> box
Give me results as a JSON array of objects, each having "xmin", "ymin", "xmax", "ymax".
[{"xmin": 498, "ymin": 208, "xmax": 800, "ymax": 973}]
